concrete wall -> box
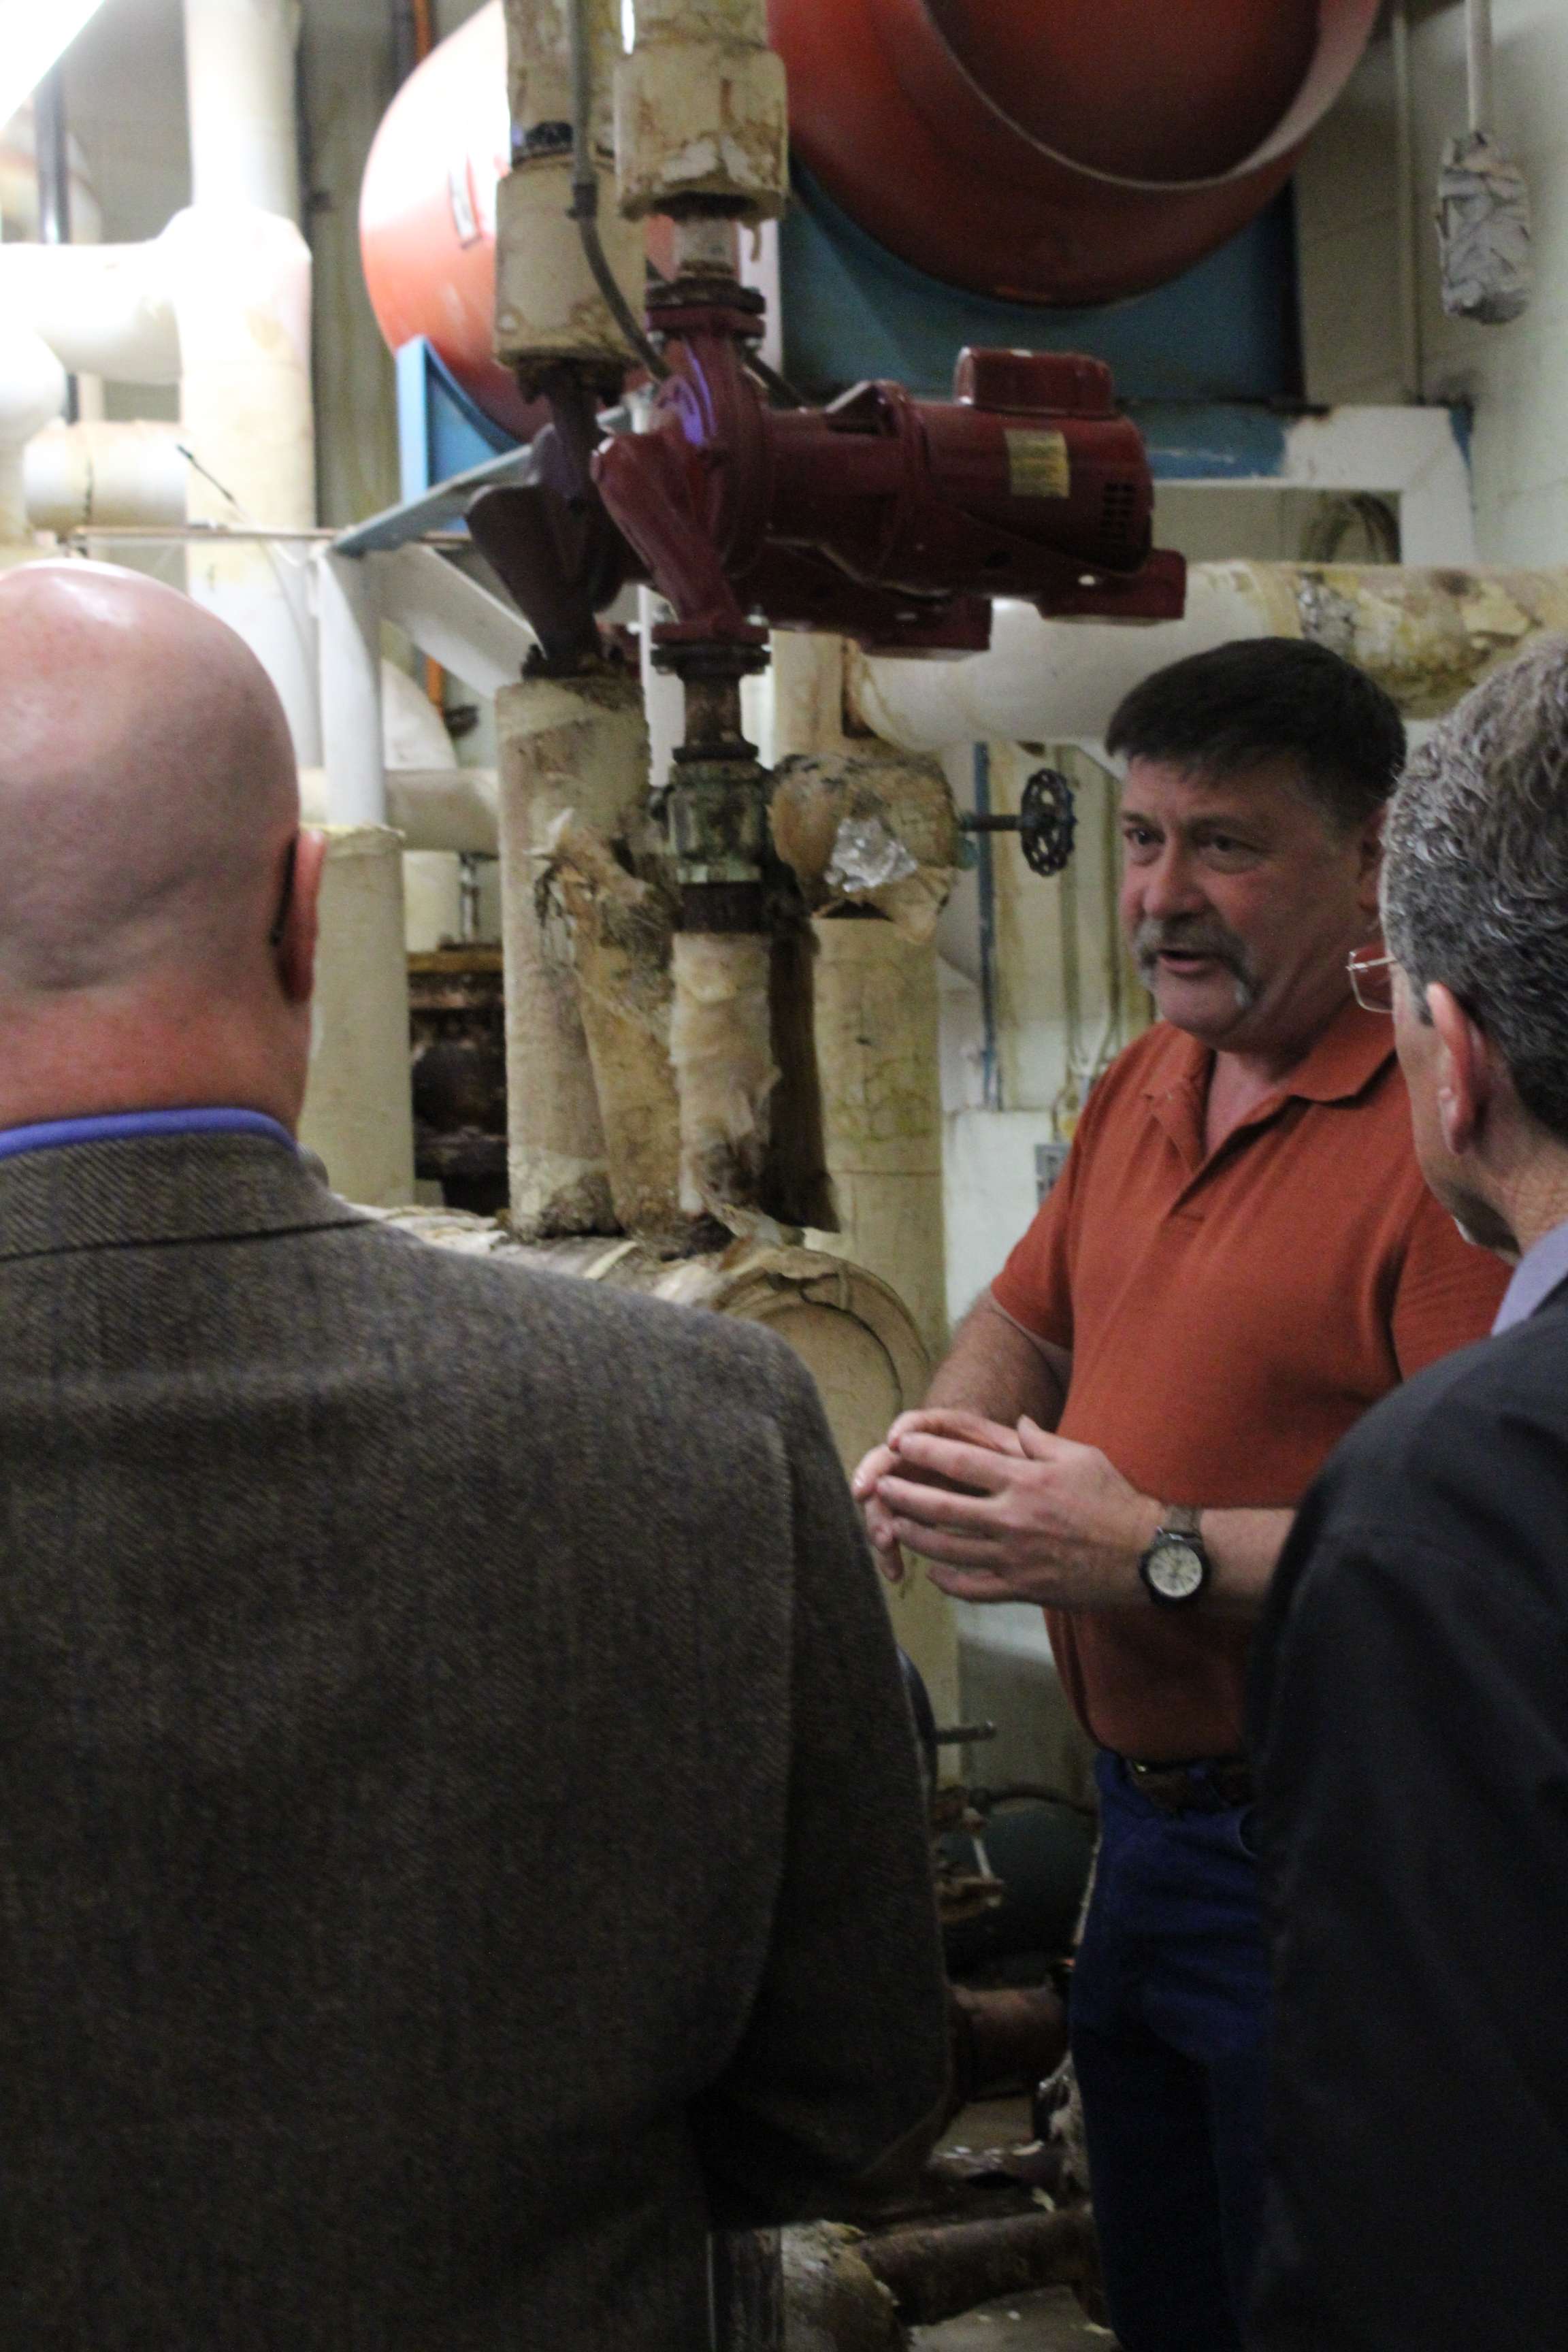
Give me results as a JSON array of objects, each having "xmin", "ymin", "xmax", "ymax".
[
  {"xmin": 1297, "ymin": 0, "xmax": 1568, "ymax": 566},
  {"xmin": 1411, "ymin": 0, "xmax": 1568, "ymax": 564}
]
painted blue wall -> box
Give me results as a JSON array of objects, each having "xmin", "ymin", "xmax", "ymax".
[{"xmin": 779, "ymin": 165, "xmax": 1303, "ymax": 414}]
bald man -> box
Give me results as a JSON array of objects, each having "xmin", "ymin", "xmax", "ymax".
[{"xmin": 0, "ymin": 564, "xmax": 948, "ymax": 2349}]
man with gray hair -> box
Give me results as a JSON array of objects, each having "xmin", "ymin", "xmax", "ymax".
[{"xmin": 1249, "ymin": 634, "xmax": 1568, "ymax": 2350}]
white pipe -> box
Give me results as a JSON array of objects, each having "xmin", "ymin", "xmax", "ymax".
[
  {"xmin": 182, "ymin": 0, "xmax": 302, "ymax": 223},
  {"xmin": 1466, "ymin": 0, "xmax": 1494, "ymax": 131},
  {"xmin": 168, "ymin": 203, "xmax": 320, "ymax": 764},
  {"xmin": 24, "ymin": 419, "xmax": 186, "ymax": 531},
  {"xmin": 0, "ymin": 235, "xmax": 180, "ymax": 382},
  {"xmin": 853, "ymin": 573, "xmax": 1301, "ymax": 750},
  {"xmin": 298, "ymin": 826, "xmax": 416, "ymax": 1206},
  {"xmin": 299, "ymin": 766, "xmax": 500, "ymax": 854},
  {"xmin": 0, "ymin": 324, "xmax": 67, "ymax": 543},
  {"xmin": 853, "ymin": 566, "xmax": 1568, "ymax": 749},
  {"xmin": 316, "ymin": 553, "xmax": 387, "ymax": 826},
  {"xmin": 384, "ymin": 768, "xmax": 500, "ymax": 853}
]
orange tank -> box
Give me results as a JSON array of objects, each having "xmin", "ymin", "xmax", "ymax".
[
  {"xmin": 360, "ymin": 0, "xmax": 1382, "ymax": 431},
  {"xmin": 766, "ymin": 0, "xmax": 1383, "ymax": 304},
  {"xmin": 358, "ymin": 3, "xmax": 533, "ymax": 440}
]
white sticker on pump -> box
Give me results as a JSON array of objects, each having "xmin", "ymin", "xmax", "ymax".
[{"xmin": 1004, "ymin": 427, "xmax": 1071, "ymax": 501}]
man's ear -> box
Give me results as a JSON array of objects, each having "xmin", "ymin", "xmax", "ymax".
[
  {"xmin": 277, "ymin": 829, "xmax": 327, "ymax": 1007},
  {"xmin": 1354, "ymin": 807, "xmax": 1385, "ymax": 919},
  {"xmin": 1428, "ymin": 981, "xmax": 1494, "ymax": 1158}
]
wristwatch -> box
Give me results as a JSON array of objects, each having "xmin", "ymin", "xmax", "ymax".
[{"xmin": 1139, "ymin": 1505, "xmax": 1211, "ymax": 1607}]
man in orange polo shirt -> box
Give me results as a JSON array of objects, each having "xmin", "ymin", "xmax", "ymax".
[{"xmin": 853, "ymin": 640, "xmax": 1508, "ymax": 2352}]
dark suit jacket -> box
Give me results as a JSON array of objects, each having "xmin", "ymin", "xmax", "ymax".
[
  {"xmin": 1249, "ymin": 1274, "xmax": 1568, "ymax": 2352},
  {"xmin": 0, "ymin": 1132, "xmax": 949, "ymax": 2349}
]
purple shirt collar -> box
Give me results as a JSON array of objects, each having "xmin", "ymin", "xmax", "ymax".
[
  {"xmin": 1492, "ymin": 1215, "xmax": 1568, "ymax": 1334},
  {"xmin": 0, "ymin": 1109, "xmax": 298, "ymax": 1166}
]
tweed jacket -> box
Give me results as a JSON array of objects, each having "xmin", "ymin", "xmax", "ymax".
[{"xmin": 0, "ymin": 1132, "xmax": 949, "ymax": 2350}]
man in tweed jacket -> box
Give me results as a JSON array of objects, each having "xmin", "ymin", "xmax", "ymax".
[{"xmin": 0, "ymin": 562, "xmax": 949, "ymax": 2348}]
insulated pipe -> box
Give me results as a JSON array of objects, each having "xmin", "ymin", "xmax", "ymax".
[
  {"xmin": 495, "ymin": 667, "xmax": 651, "ymax": 1237},
  {"xmin": 850, "ymin": 566, "xmax": 1568, "ymax": 750},
  {"xmin": 299, "ymin": 766, "xmax": 499, "ymax": 853},
  {"xmin": 493, "ymin": 0, "xmax": 641, "ymax": 385},
  {"xmin": 0, "ymin": 324, "xmax": 67, "ymax": 545},
  {"xmin": 0, "ymin": 236, "xmax": 181, "ymax": 383},
  {"xmin": 612, "ymin": 0, "xmax": 789, "ymax": 224},
  {"xmin": 169, "ymin": 204, "xmax": 320, "ymax": 764},
  {"xmin": 297, "ymin": 826, "xmax": 416, "ymax": 1205},
  {"xmin": 24, "ymin": 419, "xmax": 187, "ymax": 531},
  {"xmin": 316, "ymin": 553, "xmax": 387, "ymax": 827},
  {"xmin": 183, "ymin": 0, "xmax": 302, "ymax": 223}
]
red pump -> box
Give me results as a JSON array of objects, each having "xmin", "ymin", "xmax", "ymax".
[{"xmin": 592, "ymin": 300, "xmax": 1183, "ymax": 658}]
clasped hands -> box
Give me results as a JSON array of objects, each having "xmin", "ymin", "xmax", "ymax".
[{"xmin": 850, "ymin": 1409, "xmax": 1162, "ymax": 1610}]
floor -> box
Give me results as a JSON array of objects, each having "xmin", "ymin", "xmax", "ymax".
[
  {"xmin": 909, "ymin": 2102, "xmax": 1115, "ymax": 2351},
  {"xmin": 911, "ymin": 2283, "xmax": 1113, "ymax": 2349}
]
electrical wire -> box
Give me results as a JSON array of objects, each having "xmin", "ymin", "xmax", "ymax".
[{"xmin": 566, "ymin": 0, "xmax": 670, "ymax": 381}]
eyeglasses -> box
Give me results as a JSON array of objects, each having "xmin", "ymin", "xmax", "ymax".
[{"xmin": 1347, "ymin": 947, "xmax": 1395, "ymax": 1015}]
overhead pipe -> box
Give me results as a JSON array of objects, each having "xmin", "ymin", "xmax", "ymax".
[
  {"xmin": 0, "ymin": 233, "xmax": 182, "ymax": 385},
  {"xmin": 851, "ymin": 566, "xmax": 1568, "ymax": 750},
  {"xmin": 183, "ymin": 0, "xmax": 302, "ymax": 223}
]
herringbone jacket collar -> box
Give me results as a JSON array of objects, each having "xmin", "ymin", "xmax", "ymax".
[{"xmin": 0, "ymin": 1132, "xmax": 364, "ymax": 1264}]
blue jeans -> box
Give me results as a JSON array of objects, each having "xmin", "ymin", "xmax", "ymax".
[{"xmin": 1071, "ymin": 1752, "xmax": 1272, "ymax": 2352}]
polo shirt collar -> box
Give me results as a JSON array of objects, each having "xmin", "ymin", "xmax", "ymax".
[{"xmin": 1141, "ymin": 993, "xmax": 1395, "ymax": 1171}]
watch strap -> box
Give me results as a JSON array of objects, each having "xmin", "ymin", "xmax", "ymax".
[{"xmin": 1158, "ymin": 1503, "xmax": 1203, "ymax": 1541}]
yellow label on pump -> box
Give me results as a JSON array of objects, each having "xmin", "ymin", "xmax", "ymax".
[{"xmin": 1004, "ymin": 427, "xmax": 1071, "ymax": 500}]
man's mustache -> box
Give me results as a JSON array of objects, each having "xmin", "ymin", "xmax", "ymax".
[{"xmin": 1131, "ymin": 919, "xmax": 1250, "ymax": 975}]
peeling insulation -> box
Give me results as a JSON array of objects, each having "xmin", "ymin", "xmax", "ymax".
[
  {"xmin": 1292, "ymin": 564, "xmax": 1568, "ymax": 715},
  {"xmin": 669, "ymin": 931, "xmax": 779, "ymax": 1218},
  {"xmin": 544, "ymin": 817, "xmax": 683, "ymax": 1240},
  {"xmin": 613, "ymin": 0, "xmax": 789, "ymax": 221},
  {"xmin": 770, "ymin": 750, "xmax": 962, "ymax": 943},
  {"xmin": 495, "ymin": 666, "xmax": 649, "ymax": 1238},
  {"xmin": 812, "ymin": 915, "xmax": 947, "ymax": 1360}
]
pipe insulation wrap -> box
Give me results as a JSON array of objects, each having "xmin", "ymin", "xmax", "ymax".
[
  {"xmin": 851, "ymin": 566, "xmax": 1568, "ymax": 749},
  {"xmin": 496, "ymin": 667, "xmax": 650, "ymax": 1238},
  {"xmin": 494, "ymin": 0, "xmax": 641, "ymax": 372},
  {"xmin": 614, "ymin": 0, "xmax": 788, "ymax": 220},
  {"xmin": 670, "ymin": 931, "xmax": 779, "ymax": 1219},
  {"xmin": 0, "ymin": 238, "xmax": 180, "ymax": 382},
  {"xmin": 183, "ymin": 0, "xmax": 302, "ymax": 220},
  {"xmin": 24, "ymin": 419, "xmax": 187, "ymax": 530},
  {"xmin": 299, "ymin": 826, "xmax": 416, "ymax": 1207}
]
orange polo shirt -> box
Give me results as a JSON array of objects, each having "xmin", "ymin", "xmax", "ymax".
[{"xmin": 990, "ymin": 996, "xmax": 1509, "ymax": 1762}]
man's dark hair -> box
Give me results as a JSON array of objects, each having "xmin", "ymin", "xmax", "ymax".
[{"xmin": 1105, "ymin": 640, "xmax": 1406, "ymax": 831}]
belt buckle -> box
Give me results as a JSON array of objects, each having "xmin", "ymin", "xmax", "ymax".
[{"xmin": 1124, "ymin": 1755, "xmax": 1250, "ymax": 1816}]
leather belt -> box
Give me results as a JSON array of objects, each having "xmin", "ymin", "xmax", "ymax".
[{"xmin": 1122, "ymin": 1756, "xmax": 1254, "ymax": 1815}]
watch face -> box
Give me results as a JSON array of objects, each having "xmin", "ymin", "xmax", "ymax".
[{"xmin": 1147, "ymin": 1537, "xmax": 1206, "ymax": 1603}]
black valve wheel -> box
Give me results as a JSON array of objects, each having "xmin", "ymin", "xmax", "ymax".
[{"xmin": 1018, "ymin": 765, "xmax": 1078, "ymax": 877}]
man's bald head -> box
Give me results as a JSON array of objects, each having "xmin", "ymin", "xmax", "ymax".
[{"xmin": 0, "ymin": 562, "xmax": 299, "ymax": 998}]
